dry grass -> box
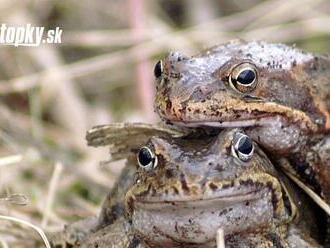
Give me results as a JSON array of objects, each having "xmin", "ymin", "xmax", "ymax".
[{"xmin": 0, "ymin": 0, "xmax": 329, "ymax": 246}]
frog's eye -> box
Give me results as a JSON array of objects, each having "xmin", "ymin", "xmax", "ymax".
[
  {"xmin": 137, "ymin": 146, "xmax": 158, "ymax": 171},
  {"xmin": 229, "ymin": 63, "xmax": 258, "ymax": 93},
  {"xmin": 154, "ymin": 60, "xmax": 163, "ymax": 78},
  {"xmin": 231, "ymin": 132, "xmax": 254, "ymax": 161}
]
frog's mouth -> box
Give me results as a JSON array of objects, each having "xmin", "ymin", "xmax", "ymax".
[
  {"xmin": 128, "ymin": 173, "xmax": 287, "ymax": 214},
  {"xmin": 172, "ymin": 118, "xmax": 272, "ymax": 128},
  {"xmin": 133, "ymin": 187, "xmax": 263, "ymax": 208},
  {"xmin": 160, "ymin": 99, "xmax": 316, "ymax": 131}
]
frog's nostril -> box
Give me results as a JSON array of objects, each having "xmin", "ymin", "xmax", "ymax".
[
  {"xmin": 168, "ymin": 51, "xmax": 189, "ymax": 62},
  {"xmin": 208, "ymin": 182, "xmax": 218, "ymax": 191}
]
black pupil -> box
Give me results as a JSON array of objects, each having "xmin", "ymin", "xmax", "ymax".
[
  {"xmin": 237, "ymin": 136, "xmax": 253, "ymax": 155},
  {"xmin": 154, "ymin": 61, "xmax": 162, "ymax": 78},
  {"xmin": 237, "ymin": 69, "xmax": 255, "ymax": 85},
  {"xmin": 138, "ymin": 148, "xmax": 153, "ymax": 167}
]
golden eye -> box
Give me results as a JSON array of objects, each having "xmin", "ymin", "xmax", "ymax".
[
  {"xmin": 231, "ymin": 132, "xmax": 254, "ymax": 162},
  {"xmin": 137, "ymin": 146, "xmax": 158, "ymax": 171},
  {"xmin": 229, "ymin": 63, "xmax": 258, "ymax": 93}
]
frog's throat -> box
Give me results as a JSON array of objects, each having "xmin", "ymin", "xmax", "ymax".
[{"xmin": 126, "ymin": 173, "xmax": 296, "ymax": 223}]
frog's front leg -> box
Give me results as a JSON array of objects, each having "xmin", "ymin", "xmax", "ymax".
[
  {"xmin": 278, "ymin": 134, "xmax": 330, "ymax": 206},
  {"xmin": 81, "ymin": 218, "xmax": 148, "ymax": 248},
  {"xmin": 51, "ymin": 156, "xmax": 137, "ymax": 247},
  {"xmin": 50, "ymin": 216, "xmax": 98, "ymax": 247},
  {"xmin": 311, "ymin": 134, "xmax": 330, "ymax": 202},
  {"xmin": 97, "ymin": 156, "xmax": 137, "ymax": 229}
]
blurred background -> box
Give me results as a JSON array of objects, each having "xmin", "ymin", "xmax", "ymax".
[{"xmin": 0, "ymin": 0, "xmax": 329, "ymax": 246}]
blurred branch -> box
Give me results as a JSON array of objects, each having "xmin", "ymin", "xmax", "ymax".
[
  {"xmin": 243, "ymin": 0, "xmax": 324, "ymax": 30},
  {"xmin": 0, "ymin": 214, "xmax": 51, "ymax": 248},
  {"xmin": 63, "ymin": 29, "xmax": 155, "ymax": 47},
  {"xmin": 187, "ymin": 16, "xmax": 330, "ymax": 44},
  {"xmin": 128, "ymin": 0, "xmax": 155, "ymax": 121},
  {"xmin": 0, "ymin": 155, "xmax": 22, "ymax": 168},
  {"xmin": 41, "ymin": 162, "xmax": 64, "ymax": 229},
  {"xmin": 0, "ymin": 39, "xmax": 166, "ymax": 94}
]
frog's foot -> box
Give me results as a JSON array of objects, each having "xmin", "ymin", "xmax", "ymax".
[
  {"xmin": 50, "ymin": 216, "xmax": 98, "ymax": 247},
  {"xmin": 225, "ymin": 227, "xmax": 290, "ymax": 248}
]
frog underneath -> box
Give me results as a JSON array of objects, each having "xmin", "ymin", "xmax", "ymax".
[{"xmin": 83, "ymin": 129, "xmax": 321, "ymax": 247}]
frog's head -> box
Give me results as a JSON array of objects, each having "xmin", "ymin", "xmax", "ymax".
[
  {"xmin": 125, "ymin": 129, "xmax": 295, "ymax": 246},
  {"xmin": 154, "ymin": 40, "xmax": 330, "ymax": 152}
]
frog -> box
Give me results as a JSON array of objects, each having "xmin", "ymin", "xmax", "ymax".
[
  {"xmin": 81, "ymin": 128, "xmax": 322, "ymax": 247},
  {"xmin": 153, "ymin": 40, "xmax": 330, "ymax": 206}
]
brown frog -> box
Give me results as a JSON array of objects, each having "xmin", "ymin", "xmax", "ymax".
[
  {"xmin": 82, "ymin": 129, "xmax": 322, "ymax": 247},
  {"xmin": 154, "ymin": 40, "xmax": 330, "ymax": 206}
]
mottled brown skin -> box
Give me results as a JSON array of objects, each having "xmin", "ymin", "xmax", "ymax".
[{"xmin": 154, "ymin": 40, "xmax": 330, "ymax": 204}]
